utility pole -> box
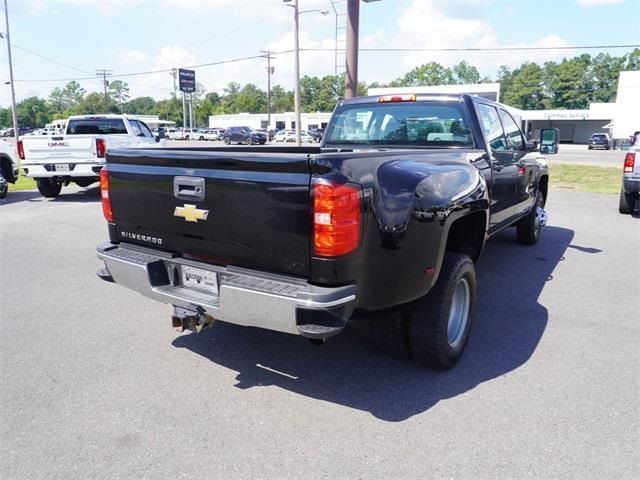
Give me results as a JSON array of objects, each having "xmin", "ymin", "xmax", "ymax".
[
  {"xmin": 170, "ymin": 68, "xmax": 177, "ymax": 98},
  {"xmin": 344, "ymin": 0, "xmax": 380, "ymax": 98},
  {"xmin": 261, "ymin": 50, "xmax": 275, "ymax": 130},
  {"xmin": 344, "ymin": 0, "xmax": 359, "ymax": 99},
  {"xmin": 2, "ymin": 0, "xmax": 18, "ymax": 144},
  {"xmin": 96, "ymin": 69, "xmax": 113, "ymax": 112}
]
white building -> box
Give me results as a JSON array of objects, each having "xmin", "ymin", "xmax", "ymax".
[{"xmin": 208, "ymin": 112, "xmax": 332, "ymax": 132}]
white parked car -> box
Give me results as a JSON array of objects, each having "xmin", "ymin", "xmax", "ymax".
[
  {"xmin": 274, "ymin": 130, "xmax": 295, "ymax": 142},
  {"xmin": 19, "ymin": 114, "xmax": 159, "ymax": 198}
]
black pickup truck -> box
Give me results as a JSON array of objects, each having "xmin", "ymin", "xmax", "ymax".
[{"xmin": 96, "ymin": 93, "xmax": 558, "ymax": 369}]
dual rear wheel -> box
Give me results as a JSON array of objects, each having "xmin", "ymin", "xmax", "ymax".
[{"xmin": 368, "ymin": 253, "xmax": 477, "ymax": 369}]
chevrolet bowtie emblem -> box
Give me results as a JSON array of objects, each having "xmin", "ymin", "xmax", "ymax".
[{"xmin": 174, "ymin": 204, "xmax": 209, "ymax": 223}]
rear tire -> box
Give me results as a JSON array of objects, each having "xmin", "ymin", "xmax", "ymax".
[
  {"xmin": 619, "ymin": 188, "xmax": 637, "ymax": 214},
  {"xmin": 516, "ymin": 190, "xmax": 545, "ymax": 245},
  {"xmin": 36, "ymin": 178, "xmax": 62, "ymax": 198},
  {"xmin": 367, "ymin": 307, "xmax": 412, "ymax": 360},
  {"xmin": 246, "ymin": 137, "xmax": 253, "ymax": 145},
  {"xmin": 408, "ymin": 253, "xmax": 476, "ymax": 369},
  {"xmin": 223, "ymin": 137, "xmax": 230, "ymax": 145},
  {"xmin": 368, "ymin": 253, "xmax": 477, "ymax": 369}
]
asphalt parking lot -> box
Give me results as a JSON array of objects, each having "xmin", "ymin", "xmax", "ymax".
[{"xmin": 1, "ymin": 186, "xmax": 638, "ymax": 479}]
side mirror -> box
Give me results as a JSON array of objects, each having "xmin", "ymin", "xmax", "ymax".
[
  {"xmin": 526, "ymin": 140, "xmax": 538, "ymax": 152},
  {"xmin": 540, "ymin": 128, "xmax": 559, "ymax": 154}
]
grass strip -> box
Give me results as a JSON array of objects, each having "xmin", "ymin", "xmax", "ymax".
[{"xmin": 549, "ymin": 163, "xmax": 621, "ymax": 194}]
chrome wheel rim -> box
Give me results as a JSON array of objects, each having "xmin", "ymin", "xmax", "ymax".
[
  {"xmin": 447, "ymin": 278, "xmax": 470, "ymax": 348},
  {"xmin": 534, "ymin": 196, "xmax": 546, "ymax": 238}
]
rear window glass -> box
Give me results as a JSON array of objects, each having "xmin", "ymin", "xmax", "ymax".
[
  {"xmin": 66, "ymin": 118, "xmax": 128, "ymax": 135},
  {"xmin": 324, "ymin": 101, "xmax": 474, "ymax": 148},
  {"xmin": 592, "ymin": 134, "xmax": 607, "ymax": 140}
]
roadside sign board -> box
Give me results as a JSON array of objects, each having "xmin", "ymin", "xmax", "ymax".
[{"xmin": 179, "ymin": 69, "xmax": 196, "ymax": 93}]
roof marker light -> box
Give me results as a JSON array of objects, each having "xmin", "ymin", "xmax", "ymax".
[{"xmin": 378, "ymin": 94, "xmax": 416, "ymax": 103}]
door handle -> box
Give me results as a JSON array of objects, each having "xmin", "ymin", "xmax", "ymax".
[{"xmin": 174, "ymin": 176, "xmax": 205, "ymax": 201}]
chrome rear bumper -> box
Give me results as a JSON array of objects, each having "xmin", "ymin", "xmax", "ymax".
[{"xmin": 96, "ymin": 242, "xmax": 356, "ymax": 338}]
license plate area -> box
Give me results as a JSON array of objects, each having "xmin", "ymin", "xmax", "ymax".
[
  {"xmin": 54, "ymin": 163, "xmax": 70, "ymax": 172},
  {"xmin": 180, "ymin": 265, "xmax": 219, "ymax": 295}
]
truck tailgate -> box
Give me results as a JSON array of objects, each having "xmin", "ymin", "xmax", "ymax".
[
  {"xmin": 22, "ymin": 135, "xmax": 102, "ymax": 163},
  {"xmin": 106, "ymin": 149, "xmax": 312, "ymax": 277}
]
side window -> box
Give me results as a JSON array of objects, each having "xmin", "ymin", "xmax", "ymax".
[
  {"xmin": 477, "ymin": 104, "xmax": 508, "ymax": 152},
  {"xmin": 499, "ymin": 109, "xmax": 524, "ymax": 150},
  {"xmin": 137, "ymin": 121, "xmax": 153, "ymax": 138},
  {"xmin": 129, "ymin": 120, "xmax": 143, "ymax": 137}
]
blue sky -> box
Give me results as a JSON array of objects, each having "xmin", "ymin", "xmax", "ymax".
[{"xmin": 1, "ymin": 0, "xmax": 637, "ymax": 105}]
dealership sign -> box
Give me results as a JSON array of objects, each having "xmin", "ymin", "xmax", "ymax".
[
  {"xmin": 543, "ymin": 111, "xmax": 590, "ymax": 120},
  {"xmin": 179, "ymin": 69, "xmax": 196, "ymax": 93}
]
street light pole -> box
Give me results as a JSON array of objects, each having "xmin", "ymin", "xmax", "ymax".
[
  {"xmin": 293, "ymin": 0, "xmax": 301, "ymax": 146},
  {"xmin": 284, "ymin": 1, "xmax": 329, "ymax": 146},
  {"xmin": 2, "ymin": 0, "xmax": 19, "ymax": 144},
  {"xmin": 344, "ymin": 0, "xmax": 359, "ymax": 99}
]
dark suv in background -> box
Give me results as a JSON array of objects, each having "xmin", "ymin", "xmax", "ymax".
[
  {"xmin": 588, "ymin": 133, "xmax": 611, "ymax": 150},
  {"xmin": 223, "ymin": 126, "xmax": 267, "ymax": 145},
  {"xmin": 309, "ymin": 128, "xmax": 324, "ymax": 143}
]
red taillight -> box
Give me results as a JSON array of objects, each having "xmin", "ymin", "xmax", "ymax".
[
  {"xmin": 100, "ymin": 168, "xmax": 113, "ymax": 222},
  {"xmin": 623, "ymin": 152, "xmax": 635, "ymax": 173},
  {"xmin": 312, "ymin": 180, "xmax": 361, "ymax": 257},
  {"xmin": 378, "ymin": 94, "xmax": 416, "ymax": 103},
  {"xmin": 96, "ymin": 138, "xmax": 106, "ymax": 158},
  {"xmin": 16, "ymin": 140, "xmax": 25, "ymax": 160}
]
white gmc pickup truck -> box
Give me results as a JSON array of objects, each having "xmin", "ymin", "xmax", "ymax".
[{"xmin": 18, "ymin": 115, "xmax": 159, "ymax": 198}]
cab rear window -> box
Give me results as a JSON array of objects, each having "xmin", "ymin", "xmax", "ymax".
[
  {"xmin": 67, "ymin": 119, "xmax": 128, "ymax": 135},
  {"xmin": 324, "ymin": 102, "xmax": 474, "ymax": 148}
]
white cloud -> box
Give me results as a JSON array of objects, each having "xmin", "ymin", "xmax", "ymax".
[
  {"xmin": 358, "ymin": 0, "xmax": 573, "ymax": 84},
  {"xmin": 117, "ymin": 50, "xmax": 150, "ymax": 65},
  {"xmin": 576, "ymin": 0, "xmax": 624, "ymax": 6}
]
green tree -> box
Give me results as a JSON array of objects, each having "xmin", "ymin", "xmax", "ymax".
[
  {"xmin": 219, "ymin": 82, "xmax": 241, "ymax": 113},
  {"xmin": 61, "ymin": 81, "xmax": 86, "ymax": 110},
  {"xmin": 397, "ymin": 62, "xmax": 454, "ymax": 86},
  {"xmin": 125, "ymin": 96, "xmax": 156, "ymax": 115},
  {"xmin": 234, "ymin": 83, "xmax": 266, "ymax": 113},
  {"xmin": 0, "ymin": 107, "xmax": 10, "ymax": 128},
  {"xmin": 75, "ymin": 92, "xmax": 108, "ymax": 115},
  {"xmin": 544, "ymin": 54, "xmax": 593, "ymax": 109},
  {"xmin": 154, "ymin": 97, "xmax": 183, "ymax": 126},
  {"xmin": 16, "ymin": 96, "xmax": 50, "ymax": 127},
  {"xmin": 452, "ymin": 60, "xmax": 481, "ymax": 84},
  {"xmin": 623, "ymin": 48, "xmax": 640, "ymax": 71},
  {"xmin": 108, "ymin": 80, "xmax": 130, "ymax": 113},
  {"xmin": 48, "ymin": 87, "xmax": 66, "ymax": 115},
  {"xmin": 270, "ymin": 85, "xmax": 293, "ymax": 113},
  {"xmin": 501, "ymin": 62, "xmax": 547, "ymax": 109}
]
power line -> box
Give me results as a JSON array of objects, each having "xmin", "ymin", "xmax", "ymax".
[
  {"xmin": 15, "ymin": 52, "xmax": 294, "ymax": 83},
  {"xmin": 301, "ymin": 44, "xmax": 640, "ymax": 52},
  {"xmin": 10, "ymin": 43, "xmax": 93, "ymax": 75}
]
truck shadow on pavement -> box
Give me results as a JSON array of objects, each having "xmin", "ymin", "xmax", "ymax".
[
  {"xmin": 42, "ymin": 186, "xmax": 100, "ymax": 203},
  {"xmin": 0, "ymin": 190, "xmax": 42, "ymax": 205},
  {"xmin": 173, "ymin": 225, "xmax": 574, "ymax": 422}
]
